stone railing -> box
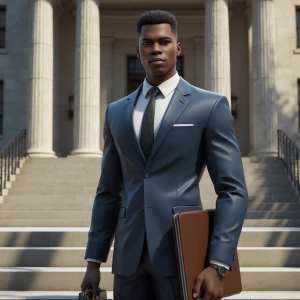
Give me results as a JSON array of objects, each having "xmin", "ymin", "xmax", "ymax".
[
  {"xmin": 278, "ymin": 130, "xmax": 300, "ymax": 193},
  {"xmin": 0, "ymin": 129, "xmax": 27, "ymax": 197}
]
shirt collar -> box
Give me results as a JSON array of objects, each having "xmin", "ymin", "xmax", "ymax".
[{"xmin": 142, "ymin": 72, "xmax": 180, "ymax": 98}]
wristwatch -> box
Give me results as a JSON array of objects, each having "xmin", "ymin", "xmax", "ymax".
[{"xmin": 209, "ymin": 264, "xmax": 228, "ymax": 278}]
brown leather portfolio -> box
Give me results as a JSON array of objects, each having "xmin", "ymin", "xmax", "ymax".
[{"xmin": 172, "ymin": 209, "xmax": 242, "ymax": 300}]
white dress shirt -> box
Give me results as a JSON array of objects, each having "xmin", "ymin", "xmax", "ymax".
[
  {"xmin": 133, "ymin": 72, "xmax": 180, "ymax": 139},
  {"xmin": 87, "ymin": 72, "xmax": 229, "ymax": 270}
]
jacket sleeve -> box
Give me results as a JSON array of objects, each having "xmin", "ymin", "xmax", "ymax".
[
  {"xmin": 204, "ymin": 96, "xmax": 248, "ymax": 269},
  {"xmin": 85, "ymin": 104, "xmax": 123, "ymax": 262}
]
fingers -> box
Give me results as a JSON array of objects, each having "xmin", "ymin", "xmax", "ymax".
[
  {"xmin": 192, "ymin": 275, "xmax": 203, "ymax": 299},
  {"xmin": 93, "ymin": 288, "xmax": 100, "ymax": 300},
  {"xmin": 81, "ymin": 276, "xmax": 91, "ymax": 292},
  {"xmin": 92, "ymin": 278, "xmax": 100, "ymax": 300},
  {"xmin": 203, "ymin": 289, "xmax": 211, "ymax": 300},
  {"xmin": 203, "ymin": 288, "xmax": 223, "ymax": 300},
  {"xmin": 193, "ymin": 268, "xmax": 224, "ymax": 300}
]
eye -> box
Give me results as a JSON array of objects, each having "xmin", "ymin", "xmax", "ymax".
[
  {"xmin": 161, "ymin": 40, "xmax": 171, "ymax": 45},
  {"xmin": 142, "ymin": 42, "xmax": 152, "ymax": 46}
]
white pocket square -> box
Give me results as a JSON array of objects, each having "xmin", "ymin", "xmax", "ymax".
[{"xmin": 173, "ymin": 124, "xmax": 195, "ymax": 127}]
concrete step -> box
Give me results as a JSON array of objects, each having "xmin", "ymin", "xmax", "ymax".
[
  {"xmin": 243, "ymin": 219, "xmax": 300, "ymax": 227},
  {"xmin": 0, "ymin": 247, "xmax": 299, "ymax": 268},
  {"xmin": 239, "ymin": 228, "xmax": 300, "ymax": 247},
  {"xmin": 1, "ymin": 218, "xmax": 300, "ymax": 227},
  {"xmin": 0, "ymin": 217, "xmax": 293, "ymax": 226},
  {"xmin": 0, "ymin": 211, "xmax": 93, "ymax": 219},
  {"xmin": 15, "ymin": 172, "xmax": 289, "ymax": 182},
  {"xmin": 240, "ymin": 267, "xmax": 300, "ymax": 291},
  {"xmin": 8, "ymin": 187, "xmax": 296, "ymax": 196},
  {"xmin": 3, "ymin": 195, "xmax": 299, "ymax": 204},
  {"xmin": 0, "ymin": 228, "xmax": 299, "ymax": 247},
  {"xmin": 8, "ymin": 188, "xmax": 98, "ymax": 196},
  {"xmin": 18, "ymin": 168, "xmax": 286, "ymax": 177},
  {"xmin": 246, "ymin": 211, "xmax": 300, "ymax": 219},
  {"xmin": 0, "ymin": 267, "xmax": 299, "ymax": 291},
  {"xmin": 247, "ymin": 203, "xmax": 300, "ymax": 211},
  {"xmin": 1, "ymin": 291, "xmax": 300, "ymax": 300},
  {"xmin": 227, "ymin": 291, "xmax": 300, "ymax": 300},
  {"xmin": 24, "ymin": 156, "xmax": 279, "ymax": 164},
  {"xmin": 17, "ymin": 166, "xmax": 287, "ymax": 176},
  {"xmin": 25, "ymin": 158, "xmax": 102, "ymax": 165},
  {"xmin": 241, "ymin": 157, "xmax": 281, "ymax": 163},
  {"xmin": 0, "ymin": 210, "xmax": 299, "ymax": 220},
  {"xmin": 17, "ymin": 170, "xmax": 101, "ymax": 178},
  {"xmin": 203, "ymin": 180, "xmax": 292, "ymax": 188},
  {"xmin": 21, "ymin": 161, "xmax": 283, "ymax": 173},
  {"xmin": 0, "ymin": 267, "xmax": 113, "ymax": 291},
  {"xmin": 0, "ymin": 247, "xmax": 112, "ymax": 268},
  {"xmin": 237, "ymin": 247, "xmax": 300, "ymax": 267},
  {"xmin": 245, "ymin": 195, "xmax": 299, "ymax": 203},
  {"xmin": 12, "ymin": 179, "xmax": 292, "ymax": 189},
  {"xmin": 0, "ymin": 219, "xmax": 91, "ymax": 227},
  {"xmin": 204, "ymin": 187, "xmax": 296, "ymax": 196},
  {"xmin": 22, "ymin": 159, "xmax": 283, "ymax": 168},
  {"xmin": 0, "ymin": 291, "xmax": 114, "ymax": 300},
  {"xmin": 2, "ymin": 195, "xmax": 96, "ymax": 203},
  {"xmin": 1, "ymin": 202, "xmax": 299, "ymax": 212},
  {"xmin": 0, "ymin": 203, "xmax": 94, "ymax": 211}
]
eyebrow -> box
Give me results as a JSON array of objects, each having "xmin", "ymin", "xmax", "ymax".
[{"xmin": 141, "ymin": 37, "xmax": 172, "ymax": 41}]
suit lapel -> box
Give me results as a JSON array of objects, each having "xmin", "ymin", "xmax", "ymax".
[
  {"xmin": 123, "ymin": 85, "xmax": 147, "ymax": 164},
  {"xmin": 146, "ymin": 78, "xmax": 191, "ymax": 165}
]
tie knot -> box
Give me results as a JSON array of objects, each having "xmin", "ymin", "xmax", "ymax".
[{"xmin": 148, "ymin": 87, "xmax": 160, "ymax": 98}]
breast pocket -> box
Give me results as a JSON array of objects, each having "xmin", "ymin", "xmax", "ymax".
[{"xmin": 171, "ymin": 126, "xmax": 195, "ymax": 132}]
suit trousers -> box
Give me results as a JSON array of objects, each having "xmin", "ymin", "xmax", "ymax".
[{"xmin": 113, "ymin": 236, "xmax": 181, "ymax": 300}]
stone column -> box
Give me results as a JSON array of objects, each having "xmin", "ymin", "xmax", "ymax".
[
  {"xmin": 245, "ymin": 1, "xmax": 254, "ymax": 153},
  {"xmin": 70, "ymin": 0, "xmax": 102, "ymax": 157},
  {"xmin": 251, "ymin": 0, "xmax": 277, "ymax": 156},
  {"xmin": 204, "ymin": 0, "xmax": 231, "ymax": 103},
  {"xmin": 193, "ymin": 37, "xmax": 204, "ymax": 89},
  {"xmin": 27, "ymin": 0, "xmax": 56, "ymax": 157},
  {"xmin": 100, "ymin": 37, "xmax": 113, "ymax": 150},
  {"xmin": 53, "ymin": 3, "xmax": 62, "ymax": 155}
]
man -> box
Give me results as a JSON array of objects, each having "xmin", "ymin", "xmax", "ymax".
[{"xmin": 81, "ymin": 10, "xmax": 248, "ymax": 300}]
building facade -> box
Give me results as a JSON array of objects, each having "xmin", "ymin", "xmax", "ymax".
[{"xmin": 0, "ymin": 0, "xmax": 299, "ymax": 157}]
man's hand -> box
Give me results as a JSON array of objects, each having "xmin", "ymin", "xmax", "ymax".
[
  {"xmin": 81, "ymin": 261, "xmax": 101, "ymax": 300},
  {"xmin": 192, "ymin": 266, "xmax": 224, "ymax": 300}
]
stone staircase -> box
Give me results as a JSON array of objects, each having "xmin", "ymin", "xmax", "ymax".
[{"xmin": 0, "ymin": 157, "xmax": 299, "ymax": 300}]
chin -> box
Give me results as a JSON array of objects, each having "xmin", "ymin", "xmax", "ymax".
[{"xmin": 150, "ymin": 68, "xmax": 168, "ymax": 76}]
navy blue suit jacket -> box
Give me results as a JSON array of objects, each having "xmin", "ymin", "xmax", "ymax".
[{"xmin": 85, "ymin": 77, "xmax": 248, "ymax": 277}]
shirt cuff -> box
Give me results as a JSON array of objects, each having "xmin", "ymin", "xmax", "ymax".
[
  {"xmin": 86, "ymin": 258, "xmax": 102, "ymax": 264},
  {"xmin": 209, "ymin": 260, "xmax": 230, "ymax": 270}
]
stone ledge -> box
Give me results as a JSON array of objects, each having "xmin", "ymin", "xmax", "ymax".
[{"xmin": 293, "ymin": 49, "xmax": 300, "ymax": 54}]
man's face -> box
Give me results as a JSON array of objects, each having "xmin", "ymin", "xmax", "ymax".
[{"xmin": 137, "ymin": 23, "xmax": 181, "ymax": 80}]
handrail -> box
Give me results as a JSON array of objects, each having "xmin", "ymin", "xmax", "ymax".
[
  {"xmin": 0, "ymin": 129, "xmax": 27, "ymax": 196},
  {"xmin": 277, "ymin": 130, "xmax": 300, "ymax": 193}
]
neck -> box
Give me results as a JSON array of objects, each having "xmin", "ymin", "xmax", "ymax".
[{"xmin": 146, "ymin": 69, "xmax": 176, "ymax": 86}]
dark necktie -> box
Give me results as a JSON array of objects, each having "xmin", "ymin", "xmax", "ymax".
[{"xmin": 140, "ymin": 87, "xmax": 160, "ymax": 160}]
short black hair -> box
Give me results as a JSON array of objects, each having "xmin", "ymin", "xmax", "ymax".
[{"xmin": 137, "ymin": 10, "xmax": 178, "ymax": 38}]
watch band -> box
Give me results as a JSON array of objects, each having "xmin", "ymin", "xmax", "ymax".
[
  {"xmin": 209, "ymin": 264, "xmax": 219, "ymax": 271},
  {"xmin": 209, "ymin": 264, "xmax": 228, "ymax": 277}
]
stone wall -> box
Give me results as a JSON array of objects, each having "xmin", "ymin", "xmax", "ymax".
[{"xmin": 0, "ymin": 0, "xmax": 28, "ymax": 148}]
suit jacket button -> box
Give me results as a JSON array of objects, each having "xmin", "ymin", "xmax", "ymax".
[{"xmin": 144, "ymin": 173, "xmax": 151, "ymax": 179}]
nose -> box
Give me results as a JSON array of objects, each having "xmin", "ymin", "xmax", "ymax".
[{"xmin": 152, "ymin": 42, "xmax": 162, "ymax": 54}]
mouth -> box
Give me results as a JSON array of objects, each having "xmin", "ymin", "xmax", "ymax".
[{"xmin": 149, "ymin": 58, "xmax": 165, "ymax": 63}]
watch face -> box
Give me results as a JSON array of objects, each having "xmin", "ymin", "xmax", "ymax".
[{"xmin": 219, "ymin": 266, "xmax": 228, "ymax": 276}]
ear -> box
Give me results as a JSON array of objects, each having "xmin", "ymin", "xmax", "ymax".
[
  {"xmin": 136, "ymin": 45, "xmax": 140, "ymax": 59},
  {"xmin": 176, "ymin": 42, "xmax": 181, "ymax": 57}
]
